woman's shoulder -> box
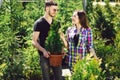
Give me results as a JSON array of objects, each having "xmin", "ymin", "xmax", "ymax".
[
  {"xmin": 85, "ymin": 27, "xmax": 92, "ymax": 31},
  {"xmin": 85, "ymin": 27, "xmax": 92, "ymax": 35},
  {"xmin": 67, "ymin": 26, "xmax": 76, "ymax": 31}
]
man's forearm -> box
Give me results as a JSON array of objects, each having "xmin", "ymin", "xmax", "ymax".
[{"xmin": 32, "ymin": 41, "xmax": 46, "ymax": 53}]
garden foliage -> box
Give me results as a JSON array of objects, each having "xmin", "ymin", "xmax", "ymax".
[{"xmin": 0, "ymin": 0, "xmax": 120, "ymax": 80}]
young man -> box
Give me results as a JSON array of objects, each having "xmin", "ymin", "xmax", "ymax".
[{"xmin": 32, "ymin": 1, "xmax": 63, "ymax": 80}]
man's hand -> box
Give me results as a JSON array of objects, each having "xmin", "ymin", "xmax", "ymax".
[{"xmin": 43, "ymin": 50, "xmax": 50, "ymax": 58}]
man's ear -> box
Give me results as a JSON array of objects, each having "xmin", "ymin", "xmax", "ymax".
[{"xmin": 45, "ymin": 7, "xmax": 49, "ymax": 12}]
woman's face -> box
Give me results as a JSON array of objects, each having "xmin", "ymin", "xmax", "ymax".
[{"xmin": 72, "ymin": 12, "xmax": 80, "ymax": 25}]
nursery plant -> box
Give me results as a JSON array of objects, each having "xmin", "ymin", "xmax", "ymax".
[
  {"xmin": 45, "ymin": 19, "xmax": 63, "ymax": 67},
  {"xmin": 45, "ymin": 20, "xmax": 63, "ymax": 55},
  {"xmin": 71, "ymin": 55, "xmax": 106, "ymax": 80}
]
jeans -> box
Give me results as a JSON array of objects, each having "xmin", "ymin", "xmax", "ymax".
[{"xmin": 40, "ymin": 56, "xmax": 63, "ymax": 80}]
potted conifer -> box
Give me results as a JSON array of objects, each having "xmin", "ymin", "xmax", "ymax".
[{"xmin": 45, "ymin": 20, "xmax": 63, "ymax": 67}]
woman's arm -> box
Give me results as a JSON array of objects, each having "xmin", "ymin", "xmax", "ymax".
[
  {"xmin": 87, "ymin": 28, "xmax": 97, "ymax": 58},
  {"xmin": 60, "ymin": 32, "xmax": 68, "ymax": 49}
]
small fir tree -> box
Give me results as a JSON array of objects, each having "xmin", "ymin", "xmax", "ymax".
[{"xmin": 45, "ymin": 20, "xmax": 63, "ymax": 55}]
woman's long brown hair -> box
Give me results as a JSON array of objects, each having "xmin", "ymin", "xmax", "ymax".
[{"xmin": 75, "ymin": 10, "xmax": 89, "ymax": 28}]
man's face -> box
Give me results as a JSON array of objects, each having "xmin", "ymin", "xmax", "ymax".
[{"xmin": 47, "ymin": 5, "xmax": 58, "ymax": 17}]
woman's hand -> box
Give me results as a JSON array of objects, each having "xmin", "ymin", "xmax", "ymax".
[
  {"xmin": 89, "ymin": 48, "xmax": 97, "ymax": 59},
  {"xmin": 60, "ymin": 32, "xmax": 68, "ymax": 48}
]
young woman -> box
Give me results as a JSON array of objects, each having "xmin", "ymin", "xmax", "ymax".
[{"xmin": 61, "ymin": 10, "xmax": 97, "ymax": 70}]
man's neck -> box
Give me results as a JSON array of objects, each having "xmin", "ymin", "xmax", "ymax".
[{"xmin": 43, "ymin": 13, "xmax": 53, "ymax": 25}]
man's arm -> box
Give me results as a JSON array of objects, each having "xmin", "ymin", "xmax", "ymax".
[{"xmin": 32, "ymin": 31, "xmax": 50, "ymax": 58}]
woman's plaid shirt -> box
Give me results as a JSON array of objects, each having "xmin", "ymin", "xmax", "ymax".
[{"xmin": 66, "ymin": 26, "xmax": 93, "ymax": 68}]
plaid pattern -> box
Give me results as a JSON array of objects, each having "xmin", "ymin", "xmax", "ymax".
[{"xmin": 66, "ymin": 26, "xmax": 93, "ymax": 68}]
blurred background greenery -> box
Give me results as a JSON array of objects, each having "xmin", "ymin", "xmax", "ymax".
[{"xmin": 0, "ymin": 0, "xmax": 120, "ymax": 80}]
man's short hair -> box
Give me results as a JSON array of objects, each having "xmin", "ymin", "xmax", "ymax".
[{"xmin": 45, "ymin": 1, "xmax": 57, "ymax": 8}]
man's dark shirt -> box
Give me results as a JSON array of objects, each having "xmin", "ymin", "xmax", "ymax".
[{"xmin": 34, "ymin": 17, "xmax": 50, "ymax": 55}]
